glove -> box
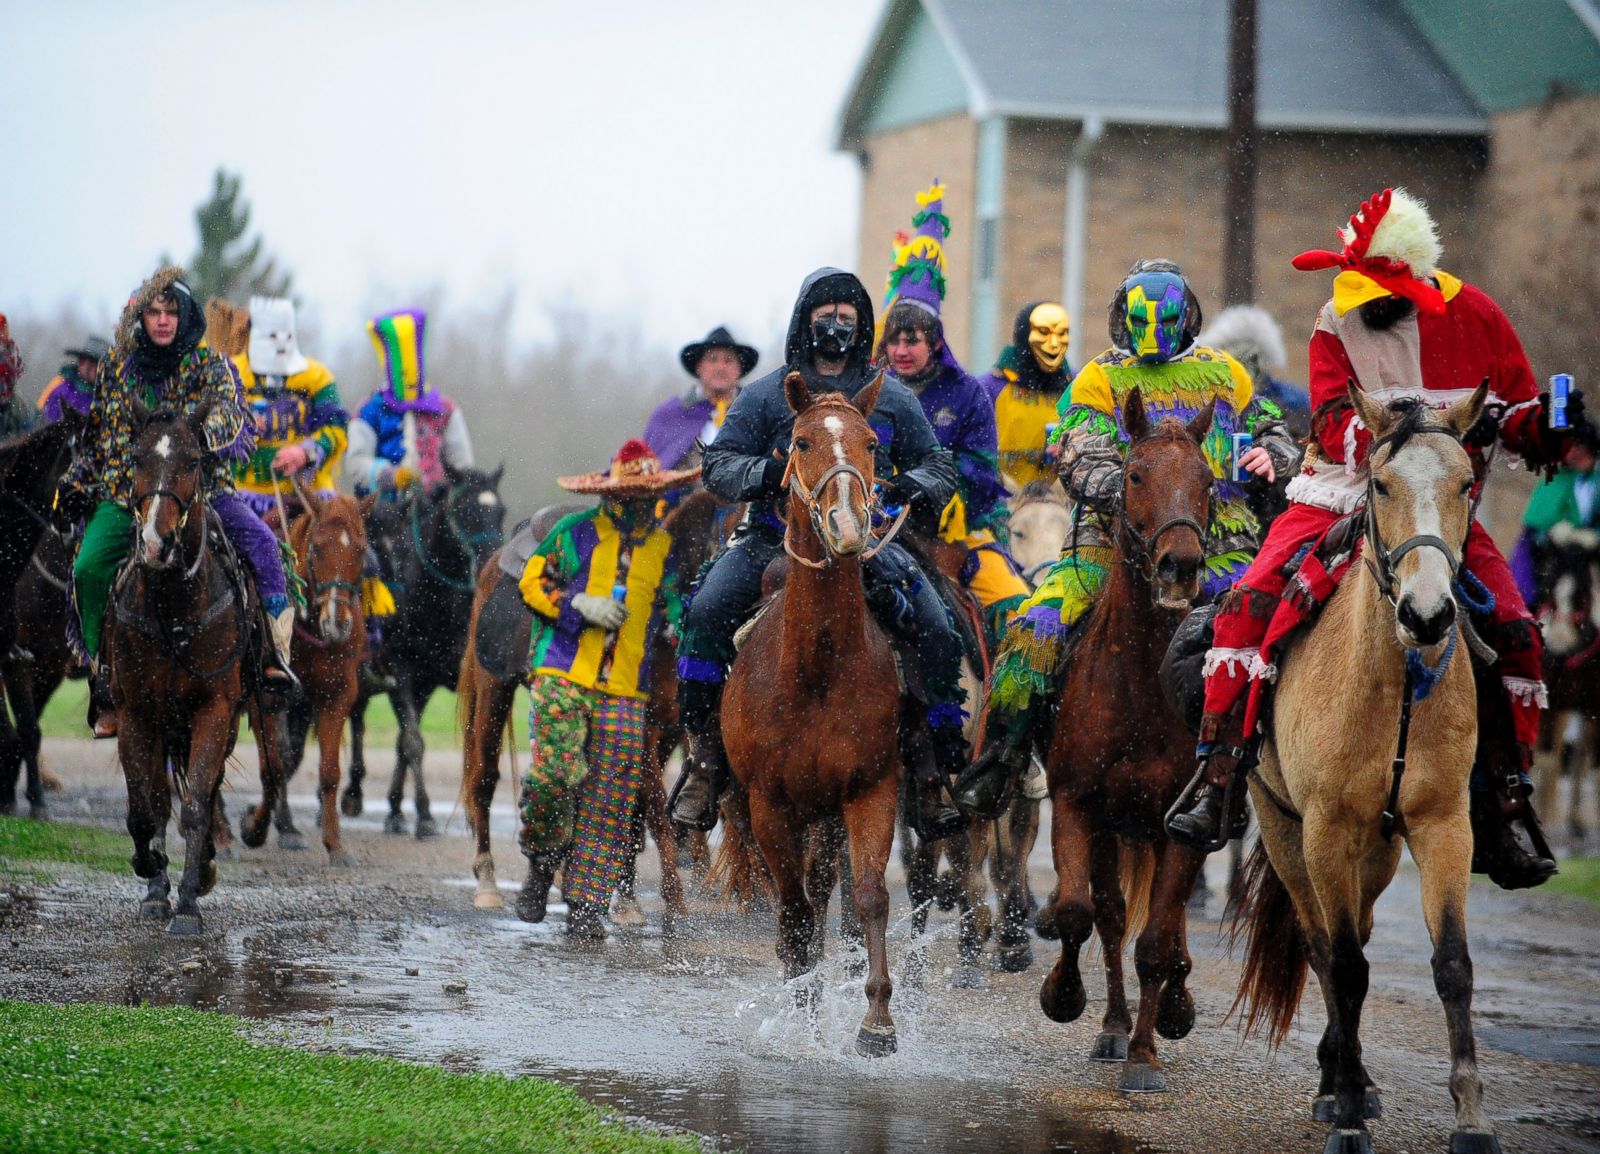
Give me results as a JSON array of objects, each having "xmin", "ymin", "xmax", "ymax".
[
  {"xmin": 52, "ymin": 484, "xmax": 94, "ymax": 532},
  {"xmin": 882, "ymin": 474, "xmax": 922, "ymax": 508},
  {"xmin": 271, "ymin": 442, "xmax": 311, "ymax": 475},
  {"xmin": 761, "ymin": 454, "xmax": 787, "ymax": 496},
  {"xmin": 1540, "ymin": 387, "xmax": 1587, "ymax": 454},
  {"xmin": 570, "ymin": 592, "xmax": 628, "ymax": 631},
  {"xmin": 865, "ymin": 580, "xmax": 915, "ymax": 634}
]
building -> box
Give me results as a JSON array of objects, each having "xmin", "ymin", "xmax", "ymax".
[{"xmin": 837, "ymin": 0, "xmax": 1600, "ymax": 392}]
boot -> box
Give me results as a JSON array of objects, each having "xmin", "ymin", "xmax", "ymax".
[
  {"xmin": 953, "ymin": 726, "xmax": 1030, "ymax": 820},
  {"xmin": 1167, "ymin": 747, "xmax": 1248, "ymax": 851},
  {"xmin": 914, "ymin": 725, "xmax": 971, "ymax": 839},
  {"xmin": 265, "ymin": 608, "xmax": 302, "ymax": 699},
  {"xmin": 668, "ymin": 729, "xmax": 727, "ymax": 832},
  {"xmin": 1470, "ymin": 787, "xmax": 1557, "ymax": 891},
  {"xmin": 88, "ymin": 664, "xmax": 116, "ymax": 740},
  {"xmin": 516, "ymin": 854, "xmax": 558, "ymax": 923}
]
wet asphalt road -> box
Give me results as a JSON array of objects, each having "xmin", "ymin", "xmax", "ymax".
[{"xmin": 3, "ymin": 736, "xmax": 1599, "ymax": 1154}]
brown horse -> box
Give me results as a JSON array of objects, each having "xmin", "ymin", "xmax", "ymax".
[
  {"xmin": 106, "ymin": 402, "xmax": 285, "ymax": 935},
  {"xmin": 722, "ymin": 372, "xmax": 903, "ymax": 1057},
  {"xmin": 282, "ymin": 486, "xmax": 373, "ymax": 865},
  {"xmin": 1036, "ymin": 388, "xmax": 1217, "ymax": 1092}
]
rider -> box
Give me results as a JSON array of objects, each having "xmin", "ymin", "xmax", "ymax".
[
  {"xmin": 0, "ymin": 314, "xmax": 35, "ymax": 438},
  {"xmin": 54, "ymin": 268, "xmax": 296, "ymax": 737},
  {"xmin": 229, "ymin": 296, "xmax": 349, "ymax": 531},
  {"xmin": 1197, "ymin": 305, "xmax": 1311, "ymax": 438},
  {"xmin": 669, "ymin": 267, "xmax": 967, "ymax": 839},
  {"xmin": 645, "ymin": 325, "xmax": 758, "ymax": 471},
  {"xmin": 982, "ymin": 301, "xmax": 1074, "ymax": 490},
  {"xmin": 877, "ymin": 181, "xmax": 1031, "ymax": 642},
  {"xmin": 1174, "ymin": 188, "xmax": 1570, "ymax": 889},
  {"xmin": 515, "ymin": 438, "xmax": 696, "ymax": 936},
  {"xmin": 1518, "ymin": 419, "xmax": 1600, "ymax": 606},
  {"xmin": 39, "ymin": 336, "xmax": 110, "ymax": 424},
  {"xmin": 956, "ymin": 260, "xmax": 1296, "ymax": 816}
]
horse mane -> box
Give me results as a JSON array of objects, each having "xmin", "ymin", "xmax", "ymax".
[
  {"xmin": 1135, "ymin": 416, "xmax": 1203, "ymax": 446},
  {"xmin": 1370, "ymin": 398, "xmax": 1447, "ymax": 464},
  {"xmin": 1014, "ymin": 479, "xmax": 1066, "ymax": 507}
]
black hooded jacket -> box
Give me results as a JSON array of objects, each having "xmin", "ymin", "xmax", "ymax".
[{"xmin": 702, "ymin": 268, "xmax": 957, "ymax": 513}]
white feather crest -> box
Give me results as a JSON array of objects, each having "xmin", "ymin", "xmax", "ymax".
[{"xmin": 1339, "ymin": 187, "xmax": 1441, "ymax": 275}]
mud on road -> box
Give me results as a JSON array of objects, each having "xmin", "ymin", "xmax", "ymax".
[{"xmin": 3, "ymin": 737, "xmax": 1599, "ymax": 1153}]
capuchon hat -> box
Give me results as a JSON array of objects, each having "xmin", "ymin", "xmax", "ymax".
[
  {"xmin": 558, "ymin": 438, "xmax": 700, "ymax": 497},
  {"xmin": 368, "ymin": 308, "xmax": 439, "ymax": 409},
  {"xmin": 883, "ymin": 179, "xmax": 949, "ymax": 318},
  {"xmin": 679, "ymin": 326, "xmax": 758, "ymax": 378}
]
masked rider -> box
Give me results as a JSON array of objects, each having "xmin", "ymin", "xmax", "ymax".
[
  {"xmin": 669, "ymin": 267, "xmax": 967, "ymax": 839},
  {"xmin": 55, "ymin": 268, "xmax": 296, "ymax": 738},
  {"xmin": 230, "ymin": 297, "xmax": 348, "ymax": 532},
  {"xmin": 878, "ymin": 181, "xmax": 1030, "ymax": 643},
  {"xmin": 983, "ymin": 301, "xmax": 1074, "ymax": 490},
  {"xmin": 40, "ymin": 336, "xmax": 110, "ymax": 424},
  {"xmin": 957, "ymin": 259, "xmax": 1294, "ymax": 816},
  {"xmin": 1175, "ymin": 189, "xmax": 1569, "ymax": 889}
]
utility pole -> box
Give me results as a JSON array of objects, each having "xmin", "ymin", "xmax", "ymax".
[{"xmin": 1224, "ymin": 0, "xmax": 1258, "ymax": 305}]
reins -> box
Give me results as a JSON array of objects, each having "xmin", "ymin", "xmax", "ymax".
[
  {"xmin": 409, "ymin": 483, "xmax": 496, "ymax": 590},
  {"xmin": 781, "ymin": 451, "xmax": 909, "ymax": 571}
]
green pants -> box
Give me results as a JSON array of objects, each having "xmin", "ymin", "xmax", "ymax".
[{"xmin": 73, "ymin": 502, "xmax": 134, "ymax": 659}]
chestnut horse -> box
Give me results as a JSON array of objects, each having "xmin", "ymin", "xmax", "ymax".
[
  {"xmin": 1037, "ymin": 388, "xmax": 1216, "ymax": 1092},
  {"xmin": 281, "ymin": 487, "xmax": 373, "ymax": 865},
  {"xmin": 722, "ymin": 372, "xmax": 903, "ymax": 1057},
  {"xmin": 106, "ymin": 403, "xmax": 285, "ymax": 935}
]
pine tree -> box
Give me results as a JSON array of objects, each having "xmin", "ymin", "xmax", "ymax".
[{"xmin": 185, "ymin": 169, "xmax": 292, "ymax": 303}]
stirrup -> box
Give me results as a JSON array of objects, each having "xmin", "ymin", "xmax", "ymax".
[
  {"xmin": 908, "ymin": 771, "xmax": 970, "ymax": 841},
  {"xmin": 951, "ymin": 742, "xmax": 1021, "ymax": 820},
  {"xmin": 1165, "ymin": 759, "xmax": 1244, "ymax": 854},
  {"xmin": 667, "ymin": 765, "xmax": 720, "ymax": 832}
]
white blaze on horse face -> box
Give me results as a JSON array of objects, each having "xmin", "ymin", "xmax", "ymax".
[
  {"xmin": 340, "ymin": 530, "xmax": 351, "ymax": 548},
  {"xmin": 153, "ymin": 434, "xmax": 172, "ymax": 460},
  {"xmin": 1545, "ymin": 572, "xmax": 1581, "ymax": 655},
  {"xmin": 141, "ymin": 495, "xmax": 165, "ymax": 564},
  {"xmin": 477, "ymin": 491, "xmax": 498, "ymax": 507},
  {"xmin": 1386, "ymin": 444, "xmax": 1458, "ymax": 643},
  {"xmin": 818, "ymin": 413, "xmax": 868, "ymax": 552}
]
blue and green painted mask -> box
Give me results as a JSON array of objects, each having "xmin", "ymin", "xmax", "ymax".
[{"xmin": 1121, "ymin": 272, "xmax": 1188, "ymax": 364}]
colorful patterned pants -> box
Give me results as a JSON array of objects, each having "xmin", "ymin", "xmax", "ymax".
[{"xmin": 519, "ymin": 676, "xmax": 647, "ymax": 907}]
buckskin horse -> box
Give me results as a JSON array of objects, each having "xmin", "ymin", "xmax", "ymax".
[
  {"xmin": 1036, "ymin": 388, "xmax": 1216, "ymax": 1093},
  {"xmin": 1234, "ymin": 384, "xmax": 1501, "ymax": 1154},
  {"xmin": 106, "ymin": 402, "xmax": 286, "ymax": 935},
  {"xmin": 721, "ymin": 372, "xmax": 903, "ymax": 1057},
  {"xmin": 341, "ymin": 463, "xmax": 505, "ymax": 836}
]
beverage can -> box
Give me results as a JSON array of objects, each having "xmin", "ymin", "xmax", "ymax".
[
  {"xmin": 1552, "ymin": 373, "xmax": 1573, "ymax": 430},
  {"xmin": 1232, "ymin": 431, "xmax": 1253, "ymax": 482}
]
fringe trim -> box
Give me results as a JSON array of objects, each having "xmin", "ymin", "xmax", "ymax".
[
  {"xmin": 1202, "ymin": 646, "xmax": 1258, "ymax": 678},
  {"xmin": 1343, "ymin": 414, "xmax": 1365, "ymax": 478},
  {"xmin": 1502, "ymin": 676, "xmax": 1549, "ymax": 709},
  {"xmin": 1248, "ymin": 653, "xmax": 1279, "ymax": 683},
  {"xmin": 1284, "ymin": 472, "xmax": 1367, "ymax": 514}
]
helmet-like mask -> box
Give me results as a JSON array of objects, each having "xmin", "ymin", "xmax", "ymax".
[
  {"xmin": 1120, "ymin": 272, "xmax": 1189, "ymax": 364},
  {"xmin": 248, "ymin": 296, "xmax": 308, "ymax": 378}
]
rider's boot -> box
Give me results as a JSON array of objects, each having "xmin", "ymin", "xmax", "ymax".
[
  {"xmin": 1470, "ymin": 747, "xmax": 1558, "ymax": 890},
  {"xmin": 87, "ymin": 662, "xmax": 116, "ymax": 740},
  {"xmin": 953, "ymin": 709, "xmax": 1033, "ymax": 820},
  {"xmin": 1167, "ymin": 712, "xmax": 1251, "ymax": 850},
  {"xmin": 668, "ymin": 727, "xmax": 729, "ymax": 833},
  {"xmin": 904, "ymin": 722, "xmax": 969, "ymax": 841}
]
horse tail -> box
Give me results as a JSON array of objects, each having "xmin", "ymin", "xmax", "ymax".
[
  {"xmin": 704, "ymin": 786, "xmax": 771, "ymax": 911},
  {"xmin": 456, "ymin": 579, "xmax": 487, "ymax": 813},
  {"xmin": 1228, "ymin": 839, "xmax": 1309, "ymax": 1048},
  {"xmin": 1119, "ymin": 839, "xmax": 1157, "ymax": 944}
]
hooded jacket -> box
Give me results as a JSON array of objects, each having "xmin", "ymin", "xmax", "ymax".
[{"xmin": 701, "ymin": 268, "xmax": 956, "ymax": 517}]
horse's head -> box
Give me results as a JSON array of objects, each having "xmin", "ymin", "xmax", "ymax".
[
  {"xmin": 783, "ymin": 371, "xmax": 882, "ymax": 557},
  {"xmin": 129, "ymin": 398, "xmax": 209, "ymax": 570},
  {"xmin": 1120, "ymin": 387, "xmax": 1215, "ymax": 610},
  {"xmin": 1538, "ymin": 523, "xmax": 1600, "ymax": 656},
  {"xmin": 1351, "ymin": 381, "xmax": 1485, "ymax": 649},
  {"xmin": 295, "ymin": 488, "xmax": 371, "ymax": 644},
  {"xmin": 438, "ymin": 460, "xmax": 507, "ymax": 572},
  {"xmin": 1008, "ymin": 480, "xmax": 1071, "ymax": 588}
]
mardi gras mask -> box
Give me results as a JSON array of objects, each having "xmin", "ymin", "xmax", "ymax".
[
  {"xmin": 1122, "ymin": 273, "xmax": 1187, "ymax": 364},
  {"xmin": 811, "ymin": 311, "xmax": 857, "ymax": 358},
  {"xmin": 1027, "ymin": 302, "xmax": 1071, "ymax": 373},
  {"xmin": 248, "ymin": 296, "xmax": 308, "ymax": 377}
]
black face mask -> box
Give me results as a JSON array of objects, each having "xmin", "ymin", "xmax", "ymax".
[{"xmin": 811, "ymin": 315, "xmax": 857, "ymax": 358}]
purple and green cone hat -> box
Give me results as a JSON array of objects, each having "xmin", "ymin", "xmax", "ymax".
[{"xmin": 883, "ymin": 179, "xmax": 950, "ymax": 319}]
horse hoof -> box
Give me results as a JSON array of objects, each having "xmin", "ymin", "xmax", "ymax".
[
  {"xmin": 1118, "ymin": 1061, "xmax": 1168, "ymax": 1094},
  {"xmin": 1156, "ymin": 985, "xmax": 1195, "ymax": 1040},
  {"xmin": 340, "ymin": 791, "xmax": 364, "ymax": 819},
  {"xmin": 993, "ymin": 941, "xmax": 1034, "ymax": 973},
  {"xmin": 240, "ymin": 818, "xmax": 270, "ymax": 850},
  {"xmin": 1090, "ymin": 1032, "xmax": 1130, "ymax": 1063},
  {"xmin": 382, "ymin": 814, "xmax": 408, "ymax": 835},
  {"xmin": 1034, "ymin": 904, "xmax": 1060, "ymax": 941},
  {"xmin": 1312, "ymin": 1090, "xmax": 1382, "ymax": 1123},
  {"xmin": 326, "ymin": 849, "xmax": 357, "ymax": 869},
  {"xmin": 197, "ymin": 863, "xmax": 218, "ymax": 898},
  {"xmin": 139, "ymin": 899, "xmax": 171, "ymax": 921},
  {"xmin": 414, "ymin": 817, "xmax": 438, "ymax": 840},
  {"xmin": 27, "ymin": 805, "xmax": 48, "ymax": 822},
  {"xmin": 1321, "ymin": 1129, "xmax": 1373, "ymax": 1154},
  {"xmin": 949, "ymin": 963, "xmax": 986, "ymax": 991},
  {"xmin": 473, "ymin": 889, "xmax": 505, "ymax": 910},
  {"xmin": 165, "ymin": 914, "xmax": 203, "ymax": 937},
  {"xmin": 855, "ymin": 1023, "xmax": 897, "ymax": 1058},
  {"xmin": 1448, "ymin": 1131, "xmax": 1502, "ymax": 1154},
  {"xmin": 277, "ymin": 830, "xmax": 308, "ymax": 852},
  {"xmin": 611, "ymin": 898, "xmax": 646, "ymax": 928},
  {"xmin": 1039, "ymin": 966, "xmax": 1086, "ymax": 1024}
]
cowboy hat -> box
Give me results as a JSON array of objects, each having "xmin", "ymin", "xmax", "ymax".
[{"xmin": 679, "ymin": 325, "xmax": 758, "ymax": 378}]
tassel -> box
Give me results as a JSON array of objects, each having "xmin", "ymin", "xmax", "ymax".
[{"xmin": 362, "ymin": 576, "xmax": 397, "ymax": 618}]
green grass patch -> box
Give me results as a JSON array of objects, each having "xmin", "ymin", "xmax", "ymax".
[
  {"xmin": 41, "ymin": 681, "xmax": 531, "ymax": 750},
  {"xmin": 0, "ymin": 1000, "xmax": 698, "ymax": 1153},
  {"xmin": 0, "ymin": 816, "xmax": 130, "ymax": 876},
  {"xmin": 1546, "ymin": 856, "xmax": 1600, "ymax": 904}
]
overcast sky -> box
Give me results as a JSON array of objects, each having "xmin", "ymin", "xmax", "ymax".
[{"xmin": 3, "ymin": 1, "xmax": 884, "ymax": 354}]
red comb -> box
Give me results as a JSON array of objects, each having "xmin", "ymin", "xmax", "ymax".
[{"xmin": 614, "ymin": 438, "xmax": 656, "ymax": 464}]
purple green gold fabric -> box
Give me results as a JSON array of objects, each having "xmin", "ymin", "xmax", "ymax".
[{"xmin": 883, "ymin": 180, "xmax": 949, "ymax": 318}]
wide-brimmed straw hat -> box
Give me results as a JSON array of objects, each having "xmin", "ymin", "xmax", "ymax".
[{"xmin": 558, "ymin": 438, "xmax": 700, "ymax": 497}]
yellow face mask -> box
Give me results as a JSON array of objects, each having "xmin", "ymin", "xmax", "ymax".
[{"xmin": 1027, "ymin": 303, "xmax": 1071, "ymax": 373}]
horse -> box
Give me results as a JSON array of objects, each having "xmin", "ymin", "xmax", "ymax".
[
  {"xmin": 1233, "ymin": 384, "xmax": 1499, "ymax": 1154},
  {"xmin": 105, "ymin": 402, "xmax": 286, "ymax": 935},
  {"xmin": 1530, "ymin": 526, "xmax": 1600, "ymax": 841},
  {"xmin": 273, "ymin": 487, "xmax": 374, "ymax": 865},
  {"xmin": 0, "ymin": 415, "xmax": 83, "ymax": 816},
  {"xmin": 1006, "ymin": 479, "xmax": 1072, "ymax": 587},
  {"xmin": 721, "ymin": 372, "xmax": 903, "ymax": 1058},
  {"xmin": 1036, "ymin": 387, "xmax": 1217, "ymax": 1094},
  {"xmin": 341, "ymin": 463, "xmax": 505, "ymax": 837}
]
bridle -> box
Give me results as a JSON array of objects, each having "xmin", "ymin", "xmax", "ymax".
[
  {"xmin": 1113, "ymin": 433, "xmax": 1212, "ymax": 584},
  {"xmin": 781, "ymin": 446, "xmax": 908, "ymax": 571},
  {"xmin": 410, "ymin": 480, "xmax": 501, "ymax": 589},
  {"xmin": 133, "ymin": 459, "xmax": 205, "ymax": 579},
  {"xmin": 1360, "ymin": 422, "xmax": 1467, "ymax": 608},
  {"xmin": 299, "ymin": 522, "xmax": 362, "ymax": 638}
]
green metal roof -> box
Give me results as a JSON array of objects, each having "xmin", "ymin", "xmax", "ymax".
[{"xmin": 1399, "ymin": 0, "xmax": 1600, "ymax": 109}]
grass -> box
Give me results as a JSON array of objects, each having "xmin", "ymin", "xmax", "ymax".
[
  {"xmin": 40, "ymin": 681, "xmax": 532, "ymax": 750},
  {"xmin": 0, "ymin": 1000, "xmax": 699, "ymax": 1154},
  {"xmin": 1546, "ymin": 856, "xmax": 1600, "ymax": 904},
  {"xmin": 0, "ymin": 815, "xmax": 131, "ymax": 876}
]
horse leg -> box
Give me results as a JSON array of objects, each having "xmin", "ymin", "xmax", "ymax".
[
  {"xmin": 901, "ymin": 819, "xmax": 938, "ymax": 937},
  {"xmin": 238, "ymin": 701, "xmax": 279, "ymax": 849},
  {"xmin": 384, "ymin": 679, "xmax": 417, "ymax": 834},
  {"xmin": 272, "ymin": 707, "xmax": 308, "ymax": 851},
  {"xmin": 638, "ymin": 742, "xmax": 687, "ymax": 919},
  {"xmin": 804, "ymin": 817, "xmax": 844, "ymax": 964},
  {"xmin": 318, "ymin": 694, "xmax": 355, "ymax": 866},
  {"xmin": 949, "ymin": 823, "xmax": 990, "ymax": 990},
  {"xmin": 402, "ymin": 685, "xmax": 436, "ymax": 838},
  {"xmin": 1120, "ymin": 837, "xmax": 1204, "ymax": 1093},
  {"xmin": 120, "ymin": 718, "xmax": 171, "ymax": 919},
  {"xmin": 744, "ymin": 789, "xmax": 814, "ymax": 982},
  {"xmin": 168, "ymin": 699, "xmax": 233, "ymax": 935},
  {"xmin": 842, "ymin": 772, "xmax": 898, "ymax": 1057},
  {"xmin": 1088, "ymin": 832, "xmax": 1131, "ymax": 1062},
  {"xmin": 1408, "ymin": 815, "xmax": 1498, "ymax": 1151},
  {"xmin": 342, "ymin": 691, "xmax": 368, "ymax": 817},
  {"xmin": 991, "ymin": 797, "xmax": 1038, "ymax": 972},
  {"xmin": 0, "ymin": 688, "xmax": 22, "ymax": 818},
  {"xmin": 6, "ymin": 655, "xmax": 47, "ymax": 818},
  {"xmin": 468, "ymin": 675, "xmax": 512, "ymax": 908},
  {"xmin": 1039, "ymin": 799, "xmax": 1095, "ymax": 1025}
]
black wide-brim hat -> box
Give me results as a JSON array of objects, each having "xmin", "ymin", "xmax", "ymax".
[
  {"xmin": 680, "ymin": 325, "xmax": 758, "ymax": 378},
  {"xmin": 65, "ymin": 336, "xmax": 111, "ymax": 361}
]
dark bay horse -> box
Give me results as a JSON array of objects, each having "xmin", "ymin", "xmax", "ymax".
[
  {"xmin": 1037, "ymin": 388, "xmax": 1217, "ymax": 1092},
  {"xmin": 0, "ymin": 415, "xmax": 83, "ymax": 816},
  {"xmin": 342, "ymin": 463, "xmax": 505, "ymax": 837},
  {"xmin": 722, "ymin": 372, "xmax": 903, "ymax": 1057},
  {"xmin": 107, "ymin": 403, "xmax": 285, "ymax": 935}
]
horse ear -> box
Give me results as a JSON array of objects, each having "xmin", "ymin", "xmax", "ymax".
[
  {"xmin": 358, "ymin": 491, "xmax": 380, "ymax": 519},
  {"xmin": 129, "ymin": 395, "xmax": 152, "ymax": 430},
  {"xmin": 1346, "ymin": 378, "xmax": 1392, "ymax": 439},
  {"xmin": 852, "ymin": 372, "xmax": 884, "ymax": 418},
  {"xmin": 1186, "ymin": 397, "xmax": 1217, "ymax": 445},
  {"xmin": 1122, "ymin": 386, "xmax": 1150, "ymax": 442},
  {"xmin": 443, "ymin": 456, "xmax": 462, "ymax": 485},
  {"xmin": 783, "ymin": 371, "xmax": 811, "ymax": 415},
  {"xmin": 999, "ymin": 470, "xmax": 1020, "ymax": 498},
  {"xmin": 186, "ymin": 398, "xmax": 214, "ymax": 443},
  {"xmin": 491, "ymin": 460, "xmax": 505, "ymax": 489},
  {"xmin": 1444, "ymin": 378, "xmax": 1490, "ymax": 438}
]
